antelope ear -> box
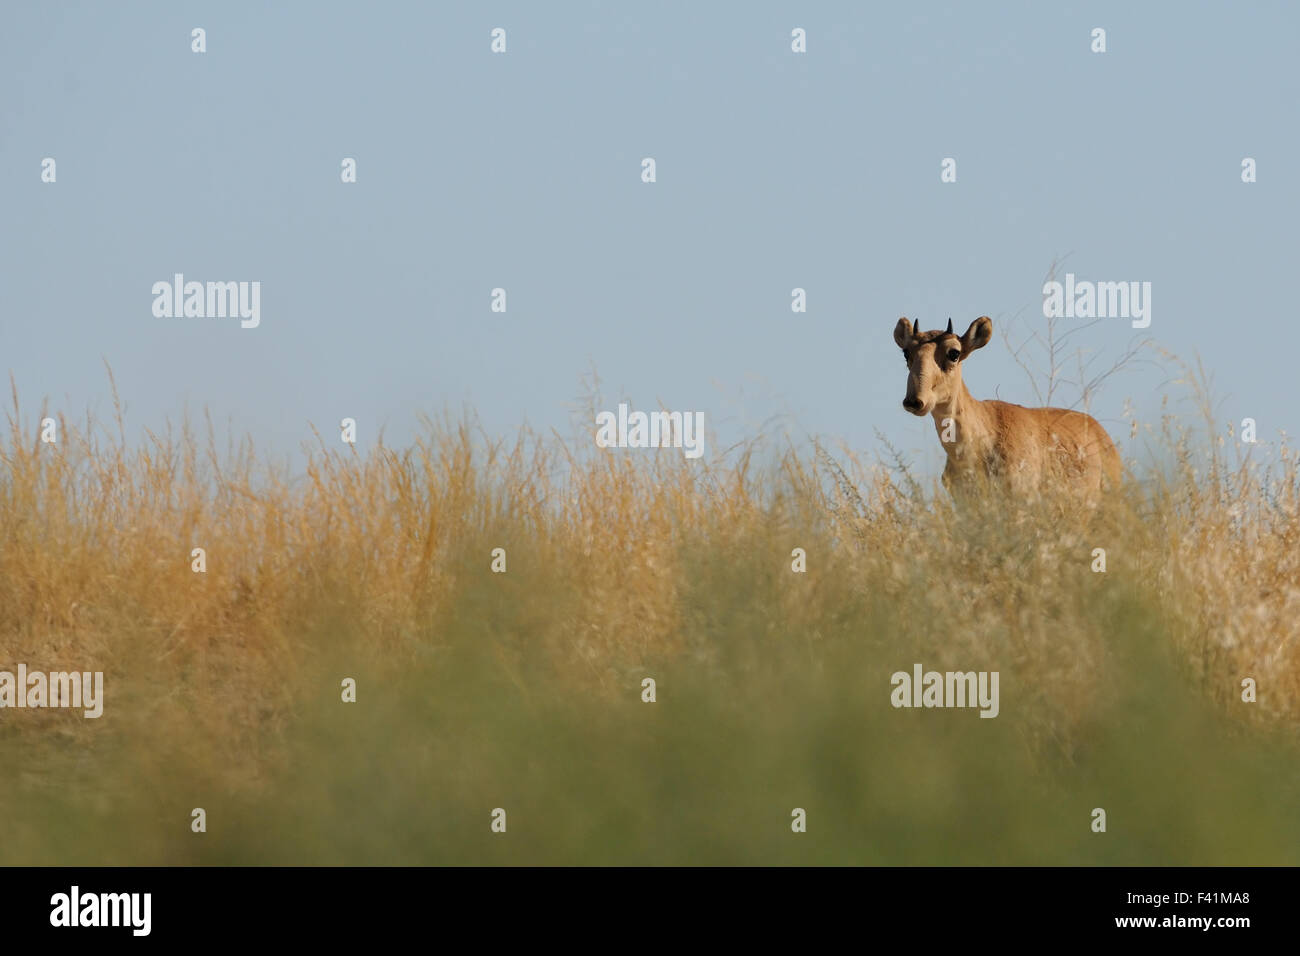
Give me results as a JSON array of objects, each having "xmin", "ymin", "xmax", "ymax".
[
  {"xmin": 960, "ymin": 316, "xmax": 993, "ymax": 355},
  {"xmin": 893, "ymin": 317, "xmax": 915, "ymax": 349}
]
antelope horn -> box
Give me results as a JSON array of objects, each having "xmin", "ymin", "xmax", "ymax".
[{"xmin": 946, "ymin": 317, "xmax": 953, "ymax": 334}]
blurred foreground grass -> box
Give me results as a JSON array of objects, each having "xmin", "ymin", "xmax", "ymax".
[{"xmin": 2, "ymin": 380, "xmax": 1298, "ymax": 864}]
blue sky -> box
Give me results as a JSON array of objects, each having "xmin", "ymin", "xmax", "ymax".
[{"xmin": 3, "ymin": 1, "xmax": 1296, "ymax": 477}]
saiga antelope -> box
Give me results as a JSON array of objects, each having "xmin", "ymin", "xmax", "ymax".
[{"xmin": 894, "ymin": 316, "xmax": 1122, "ymax": 497}]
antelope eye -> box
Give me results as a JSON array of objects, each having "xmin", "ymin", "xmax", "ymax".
[{"xmin": 946, "ymin": 348, "xmax": 961, "ymax": 362}]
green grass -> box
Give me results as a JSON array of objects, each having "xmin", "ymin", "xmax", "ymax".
[{"xmin": 2, "ymin": 377, "xmax": 1298, "ymax": 864}]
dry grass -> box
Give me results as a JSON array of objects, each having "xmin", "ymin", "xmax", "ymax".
[{"xmin": 1, "ymin": 364, "xmax": 1298, "ymax": 864}]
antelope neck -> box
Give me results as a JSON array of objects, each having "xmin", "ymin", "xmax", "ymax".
[{"xmin": 930, "ymin": 378, "xmax": 992, "ymax": 456}]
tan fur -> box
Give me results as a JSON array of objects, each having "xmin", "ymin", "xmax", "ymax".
[{"xmin": 894, "ymin": 316, "xmax": 1122, "ymax": 497}]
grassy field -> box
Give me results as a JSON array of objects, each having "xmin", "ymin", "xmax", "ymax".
[{"xmin": 2, "ymin": 374, "xmax": 1299, "ymax": 865}]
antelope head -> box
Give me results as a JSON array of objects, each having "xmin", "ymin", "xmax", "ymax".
[{"xmin": 894, "ymin": 315, "xmax": 993, "ymax": 416}]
